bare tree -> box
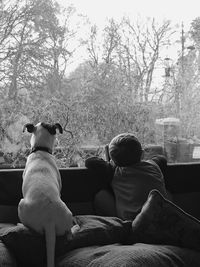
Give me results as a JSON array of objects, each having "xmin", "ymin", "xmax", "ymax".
[
  {"xmin": 119, "ymin": 17, "xmax": 173, "ymax": 102},
  {"xmin": 0, "ymin": 0, "xmax": 78, "ymax": 102}
]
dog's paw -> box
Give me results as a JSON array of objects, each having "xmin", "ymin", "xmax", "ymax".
[
  {"xmin": 71, "ymin": 224, "xmax": 80, "ymax": 235},
  {"xmin": 65, "ymin": 224, "xmax": 80, "ymax": 241}
]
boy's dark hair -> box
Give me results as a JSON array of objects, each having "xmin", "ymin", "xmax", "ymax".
[{"xmin": 109, "ymin": 133, "xmax": 142, "ymax": 167}]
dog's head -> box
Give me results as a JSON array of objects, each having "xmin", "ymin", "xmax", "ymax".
[{"xmin": 23, "ymin": 122, "xmax": 63, "ymax": 152}]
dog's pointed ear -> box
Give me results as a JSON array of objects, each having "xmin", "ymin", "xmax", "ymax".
[
  {"xmin": 23, "ymin": 123, "xmax": 35, "ymax": 133},
  {"xmin": 54, "ymin": 123, "xmax": 63, "ymax": 134}
]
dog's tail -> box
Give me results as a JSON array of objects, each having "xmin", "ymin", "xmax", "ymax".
[{"xmin": 45, "ymin": 222, "xmax": 56, "ymax": 267}]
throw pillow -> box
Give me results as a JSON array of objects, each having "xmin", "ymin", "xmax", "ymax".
[{"xmin": 131, "ymin": 189, "xmax": 200, "ymax": 251}]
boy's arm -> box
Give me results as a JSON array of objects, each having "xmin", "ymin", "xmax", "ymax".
[
  {"xmin": 85, "ymin": 157, "xmax": 114, "ymax": 184},
  {"xmin": 150, "ymin": 155, "xmax": 167, "ymax": 176}
]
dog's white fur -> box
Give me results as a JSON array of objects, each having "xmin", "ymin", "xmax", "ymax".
[{"xmin": 18, "ymin": 122, "xmax": 75, "ymax": 267}]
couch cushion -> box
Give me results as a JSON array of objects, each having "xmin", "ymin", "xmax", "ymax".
[
  {"xmin": 0, "ymin": 224, "xmax": 46, "ymax": 267},
  {"xmin": 0, "ymin": 206, "xmax": 19, "ymax": 224},
  {"xmin": 0, "ymin": 240, "xmax": 17, "ymax": 267},
  {"xmin": 0, "ymin": 216, "xmax": 131, "ymax": 267},
  {"xmin": 131, "ymin": 189, "xmax": 200, "ymax": 251},
  {"xmin": 173, "ymin": 192, "xmax": 200, "ymax": 220}
]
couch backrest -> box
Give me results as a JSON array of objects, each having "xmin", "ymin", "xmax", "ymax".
[{"xmin": 0, "ymin": 164, "xmax": 200, "ymax": 223}]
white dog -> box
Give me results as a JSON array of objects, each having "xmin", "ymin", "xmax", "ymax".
[{"xmin": 18, "ymin": 122, "xmax": 78, "ymax": 267}]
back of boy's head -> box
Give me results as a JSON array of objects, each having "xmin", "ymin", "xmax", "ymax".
[{"xmin": 109, "ymin": 133, "xmax": 142, "ymax": 167}]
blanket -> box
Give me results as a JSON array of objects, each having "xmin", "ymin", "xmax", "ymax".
[{"xmin": 58, "ymin": 243, "xmax": 200, "ymax": 267}]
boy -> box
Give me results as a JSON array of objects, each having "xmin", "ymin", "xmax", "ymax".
[{"xmin": 85, "ymin": 133, "xmax": 169, "ymax": 220}]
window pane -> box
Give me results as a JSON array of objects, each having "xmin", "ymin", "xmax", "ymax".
[{"xmin": 0, "ymin": 0, "xmax": 199, "ymax": 168}]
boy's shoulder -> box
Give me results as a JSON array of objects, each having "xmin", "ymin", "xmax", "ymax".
[
  {"xmin": 114, "ymin": 160, "xmax": 158, "ymax": 172},
  {"xmin": 132, "ymin": 160, "xmax": 158, "ymax": 167},
  {"xmin": 130, "ymin": 160, "xmax": 163, "ymax": 174}
]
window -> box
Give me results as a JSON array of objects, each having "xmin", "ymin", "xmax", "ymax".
[{"xmin": 0, "ymin": 0, "xmax": 200, "ymax": 168}]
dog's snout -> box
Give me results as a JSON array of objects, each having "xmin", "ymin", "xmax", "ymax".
[{"xmin": 54, "ymin": 123, "xmax": 63, "ymax": 134}]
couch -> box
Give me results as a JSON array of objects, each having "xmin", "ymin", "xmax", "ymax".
[{"xmin": 0, "ymin": 163, "xmax": 200, "ymax": 266}]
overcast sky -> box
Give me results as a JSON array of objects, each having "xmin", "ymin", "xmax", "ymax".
[
  {"xmin": 57, "ymin": 0, "xmax": 200, "ymax": 74},
  {"xmin": 58, "ymin": 0, "xmax": 200, "ymax": 30}
]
